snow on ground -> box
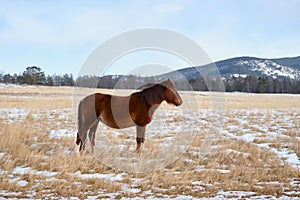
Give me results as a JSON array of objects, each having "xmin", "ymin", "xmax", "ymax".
[
  {"xmin": 74, "ymin": 171, "xmax": 125, "ymax": 182},
  {"xmin": 0, "ymin": 108, "xmax": 30, "ymax": 124},
  {"xmin": 0, "ymin": 104, "xmax": 299, "ymax": 199},
  {"xmin": 1, "ymin": 107, "xmax": 299, "ymax": 163},
  {"xmin": 49, "ymin": 129, "xmax": 74, "ymax": 139},
  {"xmin": 0, "ymin": 83, "xmax": 37, "ymax": 89},
  {"xmin": 219, "ymin": 109, "xmax": 300, "ymax": 169}
]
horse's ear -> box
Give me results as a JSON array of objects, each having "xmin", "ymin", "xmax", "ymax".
[
  {"xmin": 142, "ymin": 85, "xmax": 164, "ymax": 106},
  {"xmin": 162, "ymin": 79, "xmax": 174, "ymax": 89}
]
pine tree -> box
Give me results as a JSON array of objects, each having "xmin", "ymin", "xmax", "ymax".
[{"xmin": 22, "ymin": 66, "xmax": 46, "ymax": 85}]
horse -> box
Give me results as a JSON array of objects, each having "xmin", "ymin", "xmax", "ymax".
[{"xmin": 75, "ymin": 79, "xmax": 182, "ymax": 153}]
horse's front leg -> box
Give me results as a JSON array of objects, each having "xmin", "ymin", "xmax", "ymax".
[{"xmin": 135, "ymin": 126, "xmax": 146, "ymax": 153}]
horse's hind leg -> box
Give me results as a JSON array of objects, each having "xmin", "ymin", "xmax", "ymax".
[
  {"xmin": 88, "ymin": 121, "xmax": 99, "ymax": 153},
  {"xmin": 76, "ymin": 125, "xmax": 90, "ymax": 152},
  {"xmin": 74, "ymin": 129, "xmax": 87, "ymax": 154},
  {"xmin": 77, "ymin": 119, "xmax": 99, "ymax": 153},
  {"xmin": 80, "ymin": 130, "xmax": 88, "ymax": 151}
]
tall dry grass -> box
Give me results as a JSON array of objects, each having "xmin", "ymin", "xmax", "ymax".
[{"xmin": 0, "ymin": 85, "xmax": 299, "ymax": 198}]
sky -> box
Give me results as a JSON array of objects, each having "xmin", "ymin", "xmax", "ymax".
[{"xmin": 0, "ymin": 0, "xmax": 300, "ymax": 77}]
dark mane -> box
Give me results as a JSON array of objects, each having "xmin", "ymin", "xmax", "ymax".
[{"xmin": 140, "ymin": 84, "xmax": 165, "ymax": 106}]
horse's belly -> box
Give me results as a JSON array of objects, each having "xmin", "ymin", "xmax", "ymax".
[{"xmin": 99, "ymin": 110, "xmax": 135, "ymax": 129}]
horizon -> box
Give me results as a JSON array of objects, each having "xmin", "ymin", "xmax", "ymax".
[
  {"xmin": 1, "ymin": 1, "xmax": 300, "ymax": 77},
  {"xmin": 1, "ymin": 54, "xmax": 299, "ymax": 77}
]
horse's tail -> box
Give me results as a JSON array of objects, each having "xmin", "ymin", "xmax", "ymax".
[
  {"xmin": 78, "ymin": 100, "xmax": 83, "ymax": 130},
  {"xmin": 76, "ymin": 100, "xmax": 83, "ymax": 145}
]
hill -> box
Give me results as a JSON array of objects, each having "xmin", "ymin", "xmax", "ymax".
[
  {"xmin": 163, "ymin": 56, "xmax": 300, "ymax": 81},
  {"xmin": 270, "ymin": 56, "xmax": 300, "ymax": 70}
]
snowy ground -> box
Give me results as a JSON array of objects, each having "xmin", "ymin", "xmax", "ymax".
[{"xmin": 0, "ymin": 88, "xmax": 299, "ymax": 199}]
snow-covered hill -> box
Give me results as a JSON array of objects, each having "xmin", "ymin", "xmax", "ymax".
[
  {"xmin": 162, "ymin": 56, "xmax": 300, "ymax": 81},
  {"xmin": 232, "ymin": 58, "xmax": 300, "ymax": 79}
]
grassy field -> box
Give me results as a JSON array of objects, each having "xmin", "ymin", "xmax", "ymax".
[{"xmin": 0, "ymin": 84, "xmax": 299, "ymax": 199}]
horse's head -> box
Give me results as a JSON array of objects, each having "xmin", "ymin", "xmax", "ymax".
[{"xmin": 162, "ymin": 79, "xmax": 182, "ymax": 106}]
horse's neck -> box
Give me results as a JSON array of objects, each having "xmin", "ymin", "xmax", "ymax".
[{"xmin": 148, "ymin": 104, "xmax": 159, "ymax": 117}]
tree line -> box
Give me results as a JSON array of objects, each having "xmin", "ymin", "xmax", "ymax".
[
  {"xmin": 76, "ymin": 74, "xmax": 300, "ymax": 94},
  {"xmin": 1, "ymin": 66, "xmax": 300, "ymax": 93},
  {"xmin": 0, "ymin": 66, "xmax": 74, "ymax": 86},
  {"xmin": 223, "ymin": 75, "xmax": 300, "ymax": 94}
]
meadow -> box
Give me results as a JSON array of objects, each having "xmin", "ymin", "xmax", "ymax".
[{"xmin": 0, "ymin": 84, "xmax": 299, "ymax": 199}]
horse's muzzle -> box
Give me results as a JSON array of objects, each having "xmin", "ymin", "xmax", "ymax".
[{"xmin": 176, "ymin": 99, "xmax": 183, "ymax": 106}]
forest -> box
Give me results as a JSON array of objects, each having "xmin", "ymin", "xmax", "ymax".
[
  {"xmin": 0, "ymin": 66, "xmax": 74, "ymax": 86},
  {"xmin": 1, "ymin": 66, "xmax": 300, "ymax": 93},
  {"xmin": 75, "ymin": 74, "xmax": 300, "ymax": 94}
]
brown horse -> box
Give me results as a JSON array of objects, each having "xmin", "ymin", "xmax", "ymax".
[{"xmin": 75, "ymin": 79, "xmax": 182, "ymax": 153}]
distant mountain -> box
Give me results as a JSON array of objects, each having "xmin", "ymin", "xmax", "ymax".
[
  {"xmin": 160, "ymin": 56, "xmax": 300, "ymax": 81},
  {"xmin": 76, "ymin": 55, "xmax": 300, "ymax": 93},
  {"xmin": 216, "ymin": 56, "xmax": 300, "ymax": 79},
  {"xmin": 270, "ymin": 56, "xmax": 300, "ymax": 70}
]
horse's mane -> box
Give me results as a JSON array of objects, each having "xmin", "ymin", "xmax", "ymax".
[
  {"xmin": 141, "ymin": 83, "xmax": 165, "ymax": 106},
  {"xmin": 140, "ymin": 79, "xmax": 175, "ymax": 106}
]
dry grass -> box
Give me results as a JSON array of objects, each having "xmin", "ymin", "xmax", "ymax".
[
  {"xmin": 0, "ymin": 85, "xmax": 299, "ymax": 198},
  {"xmin": 224, "ymin": 92, "xmax": 300, "ymax": 109}
]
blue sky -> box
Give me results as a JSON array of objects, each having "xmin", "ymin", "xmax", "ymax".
[{"xmin": 0, "ymin": 0, "xmax": 300, "ymax": 77}]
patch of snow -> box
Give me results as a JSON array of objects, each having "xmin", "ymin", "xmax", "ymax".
[
  {"xmin": 9, "ymin": 177, "xmax": 20, "ymax": 183},
  {"xmin": 0, "ymin": 190, "xmax": 23, "ymax": 197},
  {"xmin": 257, "ymin": 181, "xmax": 282, "ymax": 185},
  {"xmin": 174, "ymin": 195, "xmax": 195, "ymax": 199},
  {"xmin": 0, "ymin": 169, "xmax": 6, "ymax": 175},
  {"xmin": 12, "ymin": 166, "xmax": 31, "ymax": 175},
  {"xmin": 0, "ymin": 83, "xmax": 37, "ymax": 89},
  {"xmin": 241, "ymin": 133, "xmax": 256, "ymax": 142},
  {"xmin": 73, "ymin": 171, "xmax": 125, "ymax": 182},
  {"xmin": 0, "ymin": 152, "xmax": 5, "ymax": 159},
  {"xmin": 110, "ymin": 173, "xmax": 126, "ymax": 181},
  {"xmin": 183, "ymin": 158, "xmax": 195, "ymax": 163},
  {"xmin": 284, "ymin": 191, "xmax": 300, "ymax": 196},
  {"xmin": 217, "ymin": 169, "xmax": 231, "ymax": 173},
  {"xmin": 17, "ymin": 180, "xmax": 29, "ymax": 187},
  {"xmin": 0, "ymin": 108, "xmax": 30, "ymax": 123},
  {"xmin": 49, "ymin": 129, "xmax": 74, "ymax": 139},
  {"xmin": 192, "ymin": 181, "xmax": 204, "ymax": 185},
  {"xmin": 270, "ymin": 148, "xmax": 300, "ymax": 169},
  {"xmin": 232, "ymin": 74, "xmax": 248, "ymax": 78},
  {"xmin": 217, "ymin": 190, "xmax": 256, "ymax": 198},
  {"xmin": 122, "ymin": 185, "xmax": 141, "ymax": 194},
  {"xmin": 35, "ymin": 170, "xmax": 58, "ymax": 177}
]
